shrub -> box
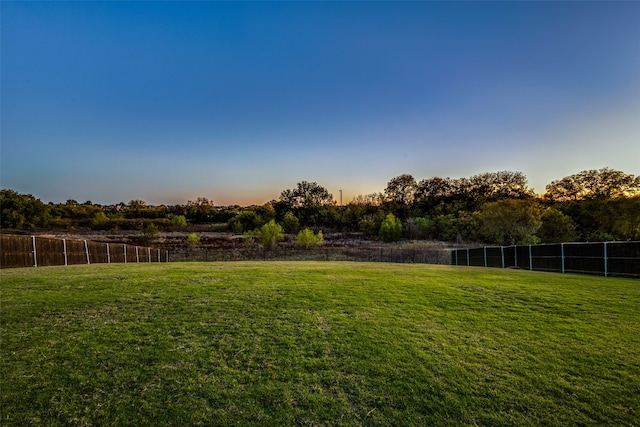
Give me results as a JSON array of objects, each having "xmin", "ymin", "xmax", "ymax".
[
  {"xmin": 170, "ymin": 215, "xmax": 188, "ymax": 228},
  {"xmin": 282, "ymin": 212, "xmax": 300, "ymax": 234},
  {"xmin": 379, "ymin": 213, "xmax": 403, "ymax": 242},
  {"xmin": 257, "ymin": 220, "xmax": 284, "ymax": 250},
  {"xmin": 185, "ymin": 233, "xmax": 201, "ymax": 249},
  {"xmin": 296, "ymin": 228, "xmax": 324, "ymax": 249},
  {"xmin": 229, "ymin": 211, "xmax": 261, "ymax": 234},
  {"xmin": 140, "ymin": 223, "xmax": 159, "ymax": 245}
]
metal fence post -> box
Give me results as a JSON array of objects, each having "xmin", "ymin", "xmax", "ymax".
[
  {"xmin": 107, "ymin": 244, "xmax": 111, "ymax": 264},
  {"xmin": 84, "ymin": 240, "xmax": 90, "ymax": 265},
  {"xmin": 529, "ymin": 245, "xmax": 533, "ymax": 271},
  {"xmin": 484, "ymin": 246, "xmax": 487, "ymax": 267},
  {"xmin": 63, "ymin": 238, "xmax": 68, "ymax": 266},
  {"xmin": 514, "ymin": 245, "xmax": 517, "ymax": 268},
  {"xmin": 604, "ymin": 242, "xmax": 608, "ymax": 277},
  {"xmin": 148, "ymin": 247, "xmax": 151, "ymax": 263},
  {"xmin": 136, "ymin": 246, "xmax": 139, "ymax": 263},
  {"xmin": 32, "ymin": 236, "xmax": 38, "ymax": 267},
  {"xmin": 124, "ymin": 244, "xmax": 127, "ymax": 263},
  {"xmin": 501, "ymin": 246, "xmax": 504, "ymax": 268},
  {"xmin": 467, "ymin": 248, "xmax": 470, "ymax": 266},
  {"xmin": 561, "ymin": 243, "xmax": 565, "ymax": 274}
]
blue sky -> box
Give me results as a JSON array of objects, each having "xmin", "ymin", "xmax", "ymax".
[{"xmin": 2, "ymin": 1, "xmax": 639, "ymax": 206}]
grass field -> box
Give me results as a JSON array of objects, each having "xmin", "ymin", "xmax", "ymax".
[{"xmin": 1, "ymin": 262, "xmax": 639, "ymax": 426}]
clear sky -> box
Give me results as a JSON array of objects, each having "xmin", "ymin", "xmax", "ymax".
[{"xmin": 2, "ymin": 1, "xmax": 639, "ymax": 206}]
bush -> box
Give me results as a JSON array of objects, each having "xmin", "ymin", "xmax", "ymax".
[
  {"xmin": 296, "ymin": 228, "xmax": 324, "ymax": 249},
  {"xmin": 140, "ymin": 223, "xmax": 160, "ymax": 245},
  {"xmin": 185, "ymin": 233, "xmax": 200, "ymax": 250},
  {"xmin": 170, "ymin": 215, "xmax": 188, "ymax": 228},
  {"xmin": 229, "ymin": 211, "xmax": 261, "ymax": 234},
  {"xmin": 257, "ymin": 220, "xmax": 284, "ymax": 250},
  {"xmin": 90, "ymin": 212, "xmax": 110, "ymax": 230},
  {"xmin": 379, "ymin": 213, "xmax": 403, "ymax": 242},
  {"xmin": 282, "ymin": 212, "xmax": 300, "ymax": 234}
]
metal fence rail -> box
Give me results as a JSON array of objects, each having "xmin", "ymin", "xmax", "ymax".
[
  {"xmin": 0, "ymin": 235, "xmax": 168, "ymax": 269},
  {"xmin": 451, "ymin": 241, "xmax": 640, "ymax": 278}
]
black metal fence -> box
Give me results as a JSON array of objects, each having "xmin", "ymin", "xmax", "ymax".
[
  {"xmin": 172, "ymin": 246, "xmax": 452, "ymax": 265},
  {"xmin": 451, "ymin": 241, "xmax": 640, "ymax": 278},
  {"xmin": 1, "ymin": 235, "xmax": 168, "ymax": 269}
]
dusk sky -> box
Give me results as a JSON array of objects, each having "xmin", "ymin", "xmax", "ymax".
[{"xmin": 2, "ymin": 1, "xmax": 639, "ymax": 206}]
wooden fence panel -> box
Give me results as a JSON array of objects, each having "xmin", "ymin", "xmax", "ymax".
[
  {"xmin": 125, "ymin": 245, "xmax": 139, "ymax": 263},
  {"xmin": 66, "ymin": 239, "xmax": 88, "ymax": 265},
  {"xmin": 1, "ymin": 235, "xmax": 33, "ymax": 268},
  {"xmin": 109, "ymin": 244, "xmax": 126, "ymax": 264},
  {"xmin": 1, "ymin": 235, "xmax": 165, "ymax": 268},
  {"xmin": 88, "ymin": 241, "xmax": 108, "ymax": 264},
  {"xmin": 35, "ymin": 237, "xmax": 65, "ymax": 266}
]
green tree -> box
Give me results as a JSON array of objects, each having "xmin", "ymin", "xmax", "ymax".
[
  {"xmin": 384, "ymin": 174, "xmax": 417, "ymax": 205},
  {"xmin": 185, "ymin": 233, "xmax": 201, "ymax": 253},
  {"xmin": 296, "ymin": 228, "xmax": 324, "ymax": 249},
  {"xmin": 279, "ymin": 181, "xmax": 335, "ymax": 226},
  {"xmin": 140, "ymin": 223, "xmax": 160, "ymax": 245},
  {"xmin": 545, "ymin": 168, "xmax": 640, "ymax": 201},
  {"xmin": 537, "ymin": 208, "xmax": 578, "ymax": 243},
  {"xmin": 281, "ymin": 212, "xmax": 300, "ymax": 234},
  {"xmin": 477, "ymin": 199, "xmax": 542, "ymax": 245},
  {"xmin": 257, "ymin": 220, "xmax": 284, "ymax": 250},
  {"xmin": 0, "ymin": 189, "xmax": 52, "ymax": 229},
  {"xmin": 229, "ymin": 211, "xmax": 261, "ymax": 233},
  {"xmin": 170, "ymin": 214, "xmax": 188, "ymax": 227},
  {"xmin": 90, "ymin": 211, "xmax": 110, "ymax": 230},
  {"xmin": 379, "ymin": 213, "xmax": 403, "ymax": 243}
]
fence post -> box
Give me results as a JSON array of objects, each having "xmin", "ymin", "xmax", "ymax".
[
  {"xmin": 124, "ymin": 244, "xmax": 127, "ymax": 263},
  {"xmin": 166, "ymin": 250, "xmax": 169, "ymax": 262},
  {"xmin": 84, "ymin": 240, "xmax": 90, "ymax": 264},
  {"xmin": 529, "ymin": 245, "xmax": 533, "ymax": 271},
  {"xmin": 514, "ymin": 245, "xmax": 517, "ymax": 268},
  {"xmin": 107, "ymin": 244, "xmax": 111, "ymax": 264},
  {"xmin": 157, "ymin": 249, "xmax": 160, "ymax": 262},
  {"xmin": 603, "ymin": 242, "xmax": 608, "ymax": 277},
  {"xmin": 561, "ymin": 243, "xmax": 565, "ymax": 273},
  {"xmin": 136, "ymin": 246, "xmax": 139, "ymax": 263},
  {"xmin": 32, "ymin": 236, "xmax": 38, "ymax": 267},
  {"xmin": 63, "ymin": 238, "xmax": 68, "ymax": 266},
  {"xmin": 454, "ymin": 250, "xmax": 458, "ymax": 265},
  {"xmin": 483, "ymin": 246, "xmax": 487, "ymax": 267},
  {"xmin": 501, "ymin": 246, "xmax": 504, "ymax": 268},
  {"xmin": 148, "ymin": 248, "xmax": 151, "ymax": 263},
  {"xmin": 467, "ymin": 248, "xmax": 470, "ymax": 266}
]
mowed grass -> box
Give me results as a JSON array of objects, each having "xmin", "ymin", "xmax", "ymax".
[{"xmin": 1, "ymin": 262, "xmax": 639, "ymax": 426}]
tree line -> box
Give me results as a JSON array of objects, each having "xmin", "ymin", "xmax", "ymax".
[{"xmin": 2, "ymin": 167, "xmax": 639, "ymax": 245}]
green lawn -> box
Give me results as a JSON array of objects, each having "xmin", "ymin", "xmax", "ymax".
[{"xmin": 1, "ymin": 262, "xmax": 639, "ymax": 426}]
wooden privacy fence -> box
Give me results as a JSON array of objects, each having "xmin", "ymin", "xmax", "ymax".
[
  {"xmin": 1, "ymin": 235, "xmax": 168, "ymax": 268},
  {"xmin": 451, "ymin": 241, "xmax": 640, "ymax": 278}
]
